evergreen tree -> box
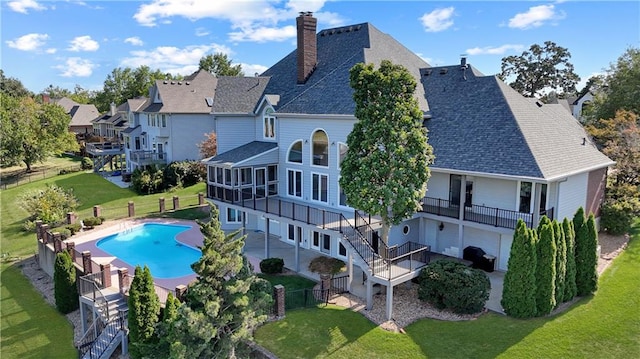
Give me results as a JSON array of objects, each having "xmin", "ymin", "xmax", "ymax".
[
  {"xmin": 501, "ymin": 220, "xmax": 538, "ymax": 318},
  {"xmin": 563, "ymin": 218, "xmax": 578, "ymax": 301},
  {"xmin": 576, "ymin": 214, "xmax": 599, "ymax": 295},
  {"xmin": 128, "ymin": 265, "xmax": 160, "ymax": 359},
  {"xmin": 53, "ymin": 251, "xmax": 78, "ymax": 314},
  {"xmin": 553, "ymin": 220, "xmax": 567, "ymax": 307},
  {"xmin": 535, "ymin": 223, "xmax": 557, "ymax": 315},
  {"xmin": 166, "ymin": 206, "xmax": 271, "ymax": 358}
]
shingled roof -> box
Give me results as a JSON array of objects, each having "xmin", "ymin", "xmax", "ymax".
[
  {"xmin": 421, "ymin": 64, "xmax": 613, "ymax": 180},
  {"xmin": 142, "ymin": 70, "xmax": 217, "ymax": 113},
  {"xmin": 213, "ymin": 76, "xmax": 270, "ymax": 114},
  {"xmin": 261, "ymin": 23, "xmax": 429, "ymax": 115},
  {"xmin": 68, "ymin": 104, "xmax": 99, "ymax": 127}
]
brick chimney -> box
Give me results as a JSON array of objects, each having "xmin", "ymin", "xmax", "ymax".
[{"xmin": 296, "ymin": 12, "xmax": 317, "ymax": 84}]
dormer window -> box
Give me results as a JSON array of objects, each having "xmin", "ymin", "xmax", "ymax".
[{"xmin": 263, "ymin": 108, "xmax": 276, "ymax": 139}]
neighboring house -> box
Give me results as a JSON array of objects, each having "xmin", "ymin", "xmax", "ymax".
[
  {"xmin": 44, "ymin": 96, "xmax": 99, "ymax": 137},
  {"xmin": 92, "ymin": 102, "xmax": 130, "ymax": 141},
  {"xmin": 572, "ymin": 91, "xmax": 594, "ymax": 122},
  {"xmin": 203, "ymin": 13, "xmax": 613, "ymax": 320}
]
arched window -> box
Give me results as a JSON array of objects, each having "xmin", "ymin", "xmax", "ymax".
[
  {"xmin": 312, "ymin": 130, "xmax": 329, "ymax": 166},
  {"xmin": 288, "ymin": 140, "xmax": 303, "ymax": 163}
]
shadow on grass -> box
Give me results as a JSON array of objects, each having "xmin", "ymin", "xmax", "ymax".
[
  {"xmin": 53, "ymin": 173, "xmax": 136, "ymax": 211},
  {"xmin": 147, "ymin": 206, "xmax": 211, "ymax": 221},
  {"xmin": 0, "ymin": 262, "xmax": 77, "ymax": 359}
]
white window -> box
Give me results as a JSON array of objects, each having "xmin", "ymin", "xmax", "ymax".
[
  {"xmin": 288, "ymin": 140, "xmax": 303, "ymax": 163},
  {"xmin": 160, "ymin": 114, "xmax": 167, "ymax": 127},
  {"xmin": 263, "ymin": 109, "xmax": 276, "ymax": 139},
  {"xmin": 227, "ymin": 208, "xmax": 243, "ymax": 223},
  {"xmin": 287, "ymin": 169, "xmax": 302, "ymax": 197},
  {"xmin": 312, "ymin": 130, "xmax": 329, "ymax": 167},
  {"xmin": 312, "ymin": 173, "xmax": 328, "ymax": 202}
]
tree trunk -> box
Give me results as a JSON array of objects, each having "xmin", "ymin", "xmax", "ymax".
[
  {"xmin": 24, "ymin": 160, "xmax": 32, "ymax": 173},
  {"xmin": 380, "ymin": 222, "xmax": 390, "ymax": 246}
]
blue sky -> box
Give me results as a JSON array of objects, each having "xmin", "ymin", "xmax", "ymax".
[{"xmin": 2, "ymin": 0, "xmax": 639, "ymax": 94}]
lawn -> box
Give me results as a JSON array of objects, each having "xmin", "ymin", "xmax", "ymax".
[
  {"xmin": 0, "ymin": 263, "xmax": 77, "ymax": 359},
  {"xmin": 259, "ymin": 273, "xmax": 317, "ymax": 291},
  {"xmin": 0, "ymin": 154, "xmax": 83, "ymax": 188},
  {"xmin": 254, "ymin": 221, "xmax": 640, "ymax": 359}
]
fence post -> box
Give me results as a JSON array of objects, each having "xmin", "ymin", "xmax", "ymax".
[
  {"xmin": 82, "ymin": 251, "xmax": 92, "ymax": 274},
  {"xmin": 93, "ymin": 205, "xmax": 101, "ymax": 218},
  {"xmin": 67, "ymin": 241, "xmax": 75, "ymax": 260},
  {"xmin": 118, "ymin": 268, "xmax": 129, "ymax": 294},
  {"xmin": 175, "ymin": 284, "xmax": 187, "ymax": 302},
  {"xmin": 35, "ymin": 220, "xmax": 43, "ymax": 241},
  {"xmin": 66, "ymin": 212, "xmax": 76, "ymax": 225},
  {"xmin": 173, "ymin": 196, "xmax": 179, "ymax": 210},
  {"xmin": 40, "ymin": 224, "xmax": 49, "ymax": 243},
  {"xmin": 274, "ymin": 284, "xmax": 285, "ymax": 318},
  {"xmin": 159, "ymin": 197, "xmax": 165, "ymax": 213},
  {"xmin": 198, "ymin": 192, "xmax": 204, "ymax": 205},
  {"xmin": 100, "ymin": 263, "xmax": 112, "ymax": 288},
  {"xmin": 53, "ymin": 233, "xmax": 62, "ymax": 253},
  {"xmin": 128, "ymin": 201, "xmax": 135, "ymax": 217}
]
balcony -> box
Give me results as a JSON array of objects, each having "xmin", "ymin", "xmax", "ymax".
[
  {"xmin": 420, "ymin": 196, "xmax": 554, "ymax": 229},
  {"xmin": 86, "ymin": 142, "xmax": 124, "ymax": 156},
  {"xmin": 129, "ymin": 150, "xmax": 167, "ymax": 166}
]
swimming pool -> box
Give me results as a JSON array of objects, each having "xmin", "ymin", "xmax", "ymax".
[{"xmin": 96, "ymin": 223, "xmax": 201, "ymax": 279}]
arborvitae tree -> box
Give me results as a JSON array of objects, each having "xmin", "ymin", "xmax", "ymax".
[
  {"xmin": 166, "ymin": 206, "xmax": 271, "ymax": 358},
  {"xmin": 563, "ymin": 218, "xmax": 578, "ymax": 301},
  {"xmin": 53, "ymin": 251, "xmax": 78, "ymax": 314},
  {"xmin": 501, "ymin": 220, "xmax": 538, "ymax": 318},
  {"xmin": 553, "ymin": 220, "xmax": 567, "ymax": 307},
  {"xmin": 152, "ymin": 292, "xmax": 181, "ymax": 358},
  {"xmin": 576, "ymin": 214, "xmax": 599, "ymax": 295},
  {"xmin": 535, "ymin": 223, "xmax": 557, "ymax": 315},
  {"xmin": 128, "ymin": 265, "xmax": 160, "ymax": 359},
  {"xmin": 537, "ymin": 215, "xmax": 551, "ymax": 236}
]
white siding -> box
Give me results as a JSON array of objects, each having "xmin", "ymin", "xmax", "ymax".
[
  {"xmin": 462, "ymin": 227, "xmax": 499, "ymax": 260},
  {"xmin": 498, "ymin": 233, "xmax": 513, "ymax": 271},
  {"xmin": 472, "ymin": 177, "xmax": 517, "ymax": 210},
  {"xmin": 216, "ymin": 116, "xmax": 256, "ymax": 154},
  {"xmin": 168, "ymin": 114, "xmax": 215, "ymax": 161},
  {"xmin": 425, "ymin": 171, "xmax": 449, "ymax": 199},
  {"xmin": 556, "ymin": 172, "xmax": 588, "ymax": 221},
  {"xmin": 390, "ymin": 218, "xmax": 420, "ymax": 246}
]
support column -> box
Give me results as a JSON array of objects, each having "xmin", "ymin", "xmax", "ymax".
[
  {"xmin": 366, "ymin": 277, "xmax": 373, "ymax": 310},
  {"xmin": 294, "ymin": 227, "xmax": 300, "ymax": 272},
  {"xmin": 172, "ymin": 196, "xmax": 179, "ymax": 210},
  {"xmin": 118, "ymin": 268, "xmax": 129, "ymax": 294},
  {"xmin": 93, "ymin": 205, "xmax": 101, "ymax": 218},
  {"xmin": 159, "ymin": 198, "xmax": 165, "ymax": 213},
  {"xmin": 198, "ymin": 192, "xmax": 204, "ymax": 206},
  {"xmin": 347, "ymin": 252, "xmax": 353, "ymax": 292},
  {"xmin": 53, "ymin": 233, "xmax": 62, "ymax": 253},
  {"xmin": 82, "ymin": 251, "xmax": 92, "ymax": 274},
  {"xmin": 80, "ymin": 302, "xmax": 88, "ymax": 333},
  {"xmin": 100, "ymin": 263, "xmax": 112, "ymax": 288},
  {"xmin": 385, "ymin": 285, "xmax": 394, "ymax": 321},
  {"xmin": 533, "ymin": 183, "xmax": 542, "ymax": 226},
  {"xmin": 457, "ymin": 176, "xmax": 466, "ymax": 258},
  {"xmin": 264, "ymin": 218, "xmax": 270, "ymax": 258},
  {"xmin": 128, "ymin": 201, "xmax": 135, "ymax": 217}
]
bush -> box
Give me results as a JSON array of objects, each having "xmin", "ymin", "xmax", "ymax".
[
  {"xmin": 260, "ymin": 258, "xmax": 285, "ymax": 274},
  {"xmin": 81, "ymin": 157, "xmax": 93, "ymax": 170},
  {"xmin": 502, "ymin": 219, "xmax": 538, "ymax": 318},
  {"xmin": 535, "ymin": 223, "xmax": 557, "ymax": 315},
  {"xmin": 418, "ymin": 259, "xmax": 491, "ymax": 314},
  {"xmin": 132, "ymin": 166, "xmax": 165, "ymax": 195},
  {"xmin": 163, "ymin": 161, "xmax": 205, "ymax": 189},
  {"xmin": 65, "ymin": 223, "xmax": 82, "ymax": 235},
  {"xmin": 82, "ymin": 216, "xmax": 103, "ymax": 227},
  {"xmin": 18, "ymin": 184, "xmax": 79, "ymax": 229},
  {"xmin": 54, "ymin": 251, "xmax": 78, "ymax": 314},
  {"xmin": 50, "ymin": 226, "xmax": 72, "ymax": 240},
  {"xmin": 600, "ymin": 199, "xmax": 635, "ymax": 235}
]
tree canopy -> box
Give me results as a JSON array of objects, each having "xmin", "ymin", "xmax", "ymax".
[
  {"xmin": 499, "ymin": 41, "xmax": 580, "ymax": 98},
  {"xmin": 198, "ymin": 53, "xmax": 243, "ymax": 76},
  {"xmin": 43, "ymin": 84, "xmax": 94, "ymax": 104},
  {"xmin": 198, "ymin": 132, "xmax": 218, "ymax": 158},
  {"xmin": 340, "ymin": 60, "xmax": 434, "ymax": 243},
  {"xmin": 0, "ymin": 70, "xmax": 33, "ymax": 98},
  {"xmin": 0, "ymin": 93, "xmax": 78, "ymax": 171}
]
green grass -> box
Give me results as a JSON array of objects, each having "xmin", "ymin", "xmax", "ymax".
[
  {"xmin": 255, "ymin": 221, "xmax": 640, "ymax": 358},
  {"xmin": 1, "ymin": 171, "xmax": 206, "ymax": 258},
  {"xmin": 0, "ymin": 263, "xmax": 77, "ymax": 359},
  {"xmin": 259, "ymin": 273, "xmax": 317, "ymax": 291}
]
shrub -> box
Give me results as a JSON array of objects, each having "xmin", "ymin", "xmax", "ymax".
[
  {"xmin": 132, "ymin": 166, "xmax": 165, "ymax": 194},
  {"xmin": 563, "ymin": 218, "xmax": 578, "ymax": 302},
  {"xmin": 501, "ymin": 219, "xmax": 538, "ymax": 318},
  {"xmin": 128, "ymin": 266, "xmax": 160, "ymax": 359},
  {"xmin": 576, "ymin": 214, "xmax": 599, "ymax": 296},
  {"xmin": 535, "ymin": 223, "xmax": 557, "ymax": 315},
  {"xmin": 82, "ymin": 216, "xmax": 103, "ymax": 227},
  {"xmin": 18, "ymin": 184, "xmax": 79, "ymax": 229},
  {"xmin": 553, "ymin": 220, "xmax": 567, "ymax": 307},
  {"xmin": 50, "ymin": 226, "xmax": 72, "ymax": 240},
  {"xmin": 81, "ymin": 157, "xmax": 93, "ymax": 170},
  {"xmin": 54, "ymin": 251, "xmax": 78, "ymax": 314},
  {"xmin": 65, "ymin": 223, "xmax": 82, "ymax": 235},
  {"xmin": 600, "ymin": 198, "xmax": 635, "ymax": 235},
  {"xmin": 308, "ymin": 256, "xmax": 346, "ymax": 278},
  {"xmin": 260, "ymin": 258, "xmax": 285, "ymax": 274},
  {"xmin": 418, "ymin": 259, "xmax": 491, "ymax": 314}
]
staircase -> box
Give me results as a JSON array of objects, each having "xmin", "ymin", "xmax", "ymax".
[{"xmin": 93, "ymin": 154, "xmax": 116, "ymax": 173}]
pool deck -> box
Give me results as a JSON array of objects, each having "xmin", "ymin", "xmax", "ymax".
[{"xmin": 68, "ymin": 218, "xmax": 263, "ymax": 292}]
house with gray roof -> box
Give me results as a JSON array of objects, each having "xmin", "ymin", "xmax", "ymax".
[
  {"xmin": 47, "ymin": 96, "xmax": 99, "ymax": 136},
  {"xmin": 199, "ymin": 13, "xmax": 612, "ymax": 320}
]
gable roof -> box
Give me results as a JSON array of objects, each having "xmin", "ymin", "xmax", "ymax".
[
  {"xmin": 52, "ymin": 97, "xmax": 78, "ymax": 112},
  {"xmin": 206, "ymin": 141, "xmax": 278, "ymax": 167},
  {"xmin": 261, "ymin": 23, "xmax": 430, "ymax": 115},
  {"xmin": 212, "ymin": 76, "xmax": 270, "ymax": 114},
  {"xmin": 142, "ymin": 70, "xmax": 217, "ymax": 113},
  {"xmin": 68, "ymin": 104, "xmax": 99, "ymax": 127},
  {"xmin": 421, "ymin": 64, "xmax": 613, "ymax": 180}
]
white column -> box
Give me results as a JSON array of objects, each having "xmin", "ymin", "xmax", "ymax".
[
  {"xmin": 294, "ymin": 227, "xmax": 300, "ymax": 272},
  {"xmin": 264, "ymin": 218, "xmax": 270, "ymax": 258},
  {"xmin": 386, "ymin": 285, "xmax": 394, "ymax": 321},
  {"xmin": 347, "ymin": 252, "xmax": 353, "ymax": 292},
  {"xmin": 366, "ymin": 277, "xmax": 373, "ymax": 310}
]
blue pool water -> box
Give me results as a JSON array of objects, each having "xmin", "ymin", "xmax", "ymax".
[{"xmin": 96, "ymin": 223, "xmax": 200, "ymax": 279}]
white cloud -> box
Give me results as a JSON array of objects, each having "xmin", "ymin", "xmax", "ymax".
[
  {"xmin": 6, "ymin": 33, "xmax": 49, "ymax": 51},
  {"xmin": 7, "ymin": 0, "xmax": 46, "ymax": 14},
  {"xmin": 229, "ymin": 25, "xmax": 296, "ymax": 43},
  {"xmin": 419, "ymin": 7, "xmax": 455, "ymax": 32},
  {"xmin": 508, "ymin": 5, "xmax": 565, "ymax": 29},
  {"xmin": 466, "ymin": 44, "xmax": 524, "ymax": 55},
  {"xmin": 68, "ymin": 35, "xmax": 99, "ymax": 52},
  {"xmin": 241, "ymin": 63, "xmax": 269, "ymax": 77},
  {"xmin": 45, "ymin": 48, "xmax": 57, "ymax": 54},
  {"xmin": 54, "ymin": 57, "xmax": 97, "ymax": 77},
  {"xmin": 120, "ymin": 43, "xmax": 232, "ymax": 76},
  {"xmin": 124, "ymin": 37, "xmax": 144, "ymax": 46},
  {"xmin": 195, "ymin": 27, "xmax": 210, "ymax": 37}
]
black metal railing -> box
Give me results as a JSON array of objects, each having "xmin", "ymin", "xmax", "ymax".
[
  {"xmin": 420, "ymin": 197, "xmax": 459, "ymax": 219},
  {"xmin": 77, "ymin": 309, "xmax": 127, "ymax": 359}
]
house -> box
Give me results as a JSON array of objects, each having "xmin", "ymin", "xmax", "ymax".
[
  {"xmin": 43, "ymin": 96, "xmax": 99, "ymax": 137},
  {"xmin": 201, "ymin": 13, "xmax": 612, "ymax": 320},
  {"xmin": 572, "ymin": 91, "xmax": 594, "ymax": 122}
]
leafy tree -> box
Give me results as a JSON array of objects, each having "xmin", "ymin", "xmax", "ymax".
[
  {"xmin": 535, "ymin": 223, "xmax": 556, "ymax": 315},
  {"xmin": 590, "ymin": 47, "xmax": 640, "ymax": 122},
  {"xmin": 128, "ymin": 265, "xmax": 161, "ymax": 359},
  {"xmin": 0, "ymin": 69, "xmax": 33, "ymax": 98},
  {"xmin": 501, "ymin": 219, "xmax": 538, "ymax": 318},
  {"xmin": 198, "ymin": 131, "xmax": 218, "ymax": 158},
  {"xmin": 0, "ymin": 94, "xmax": 78, "ymax": 171},
  {"xmin": 553, "ymin": 220, "xmax": 566, "ymax": 306},
  {"xmin": 340, "ymin": 60, "xmax": 434, "ymax": 244},
  {"xmin": 198, "ymin": 53, "xmax": 243, "ymax": 76},
  {"xmin": 563, "ymin": 218, "xmax": 577, "ymax": 301},
  {"xmin": 165, "ymin": 206, "xmax": 271, "ymax": 358},
  {"xmin": 576, "ymin": 214, "xmax": 599, "ymax": 296},
  {"xmin": 18, "ymin": 184, "xmax": 79, "ymax": 230},
  {"xmin": 499, "ymin": 41, "xmax": 580, "ymax": 98},
  {"xmin": 43, "ymin": 84, "xmax": 94, "ymax": 104},
  {"xmin": 54, "ymin": 251, "xmax": 78, "ymax": 314}
]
